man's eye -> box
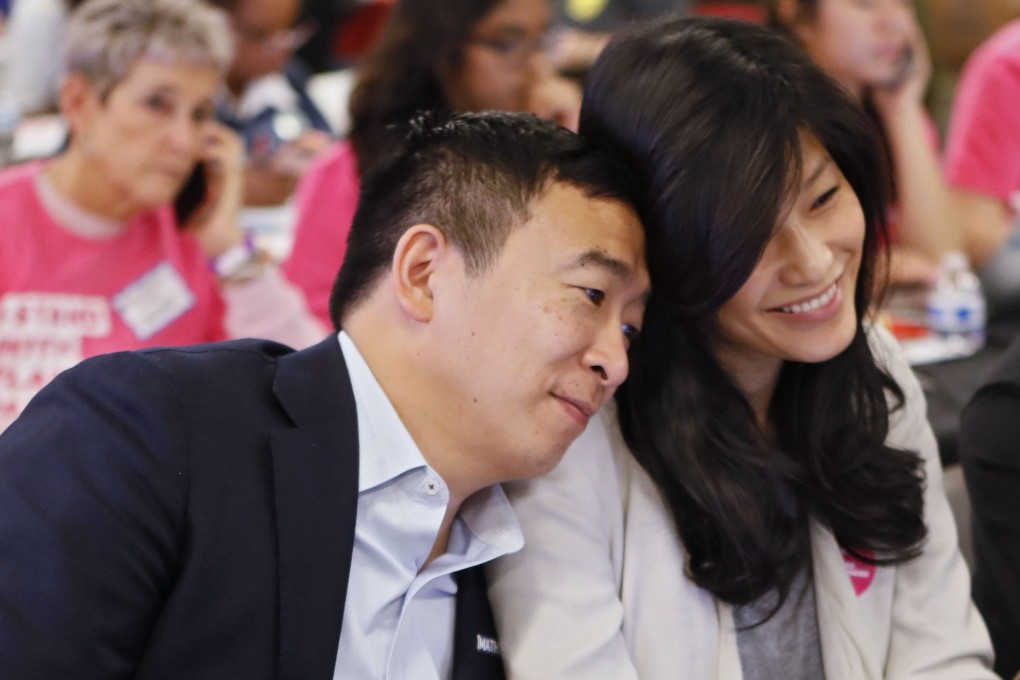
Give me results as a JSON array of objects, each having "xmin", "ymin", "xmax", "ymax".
[
  {"xmin": 622, "ymin": 324, "xmax": 640, "ymax": 344},
  {"xmin": 584, "ymin": 288, "xmax": 605, "ymax": 306}
]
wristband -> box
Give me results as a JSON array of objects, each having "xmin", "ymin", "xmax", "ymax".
[{"xmin": 212, "ymin": 235, "xmax": 261, "ymax": 280}]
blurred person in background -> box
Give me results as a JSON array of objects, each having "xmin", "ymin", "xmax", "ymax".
[
  {"xmin": 283, "ymin": 0, "xmax": 583, "ymax": 325},
  {"xmin": 0, "ymin": 0, "xmax": 86, "ymax": 115},
  {"xmin": 209, "ymin": 0, "xmax": 335, "ymax": 206},
  {"xmin": 0, "ymin": 0, "xmax": 325, "ymax": 432},
  {"xmin": 767, "ymin": 0, "xmax": 961, "ymax": 286},
  {"xmin": 944, "ymin": 19, "xmax": 1020, "ymax": 320}
]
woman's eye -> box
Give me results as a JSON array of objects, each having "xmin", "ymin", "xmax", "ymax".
[
  {"xmin": 144, "ymin": 95, "xmax": 174, "ymax": 115},
  {"xmin": 811, "ymin": 186, "xmax": 838, "ymax": 210},
  {"xmin": 584, "ymin": 288, "xmax": 606, "ymax": 306}
]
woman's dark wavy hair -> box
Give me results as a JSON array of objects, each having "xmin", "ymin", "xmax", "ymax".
[
  {"xmin": 580, "ymin": 16, "xmax": 927, "ymax": 615},
  {"xmin": 347, "ymin": 0, "xmax": 502, "ymax": 175}
]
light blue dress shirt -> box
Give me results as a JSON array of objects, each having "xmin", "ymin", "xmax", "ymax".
[{"xmin": 333, "ymin": 332, "xmax": 523, "ymax": 680}]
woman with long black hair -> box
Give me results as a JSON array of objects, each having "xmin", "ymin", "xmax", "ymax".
[{"xmin": 487, "ymin": 16, "xmax": 994, "ymax": 679}]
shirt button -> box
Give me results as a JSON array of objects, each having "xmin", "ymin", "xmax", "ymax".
[{"xmin": 424, "ymin": 479, "xmax": 440, "ymax": 496}]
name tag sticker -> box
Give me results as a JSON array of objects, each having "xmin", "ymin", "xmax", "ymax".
[
  {"xmin": 841, "ymin": 548, "xmax": 876, "ymax": 596},
  {"xmin": 113, "ymin": 262, "xmax": 195, "ymax": 340}
]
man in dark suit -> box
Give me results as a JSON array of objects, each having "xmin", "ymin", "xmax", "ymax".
[
  {"xmin": 0, "ymin": 111, "xmax": 650, "ymax": 679},
  {"xmin": 959, "ymin": 335, "xmax": 1020, "ymax": 680}
]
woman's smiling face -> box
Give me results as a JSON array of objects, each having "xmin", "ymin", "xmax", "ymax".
[{"xmin": 711, "ymin": 132, "xmax": 865, "ymax": 387}]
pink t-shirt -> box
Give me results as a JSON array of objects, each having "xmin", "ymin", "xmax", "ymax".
[
  {"xmin": 944, "ymin": 19, "xmax": 1020, "ymax": 203},
  {"xmin": 0, "ymin": 163, "xmax": 226, "ymax": 430},
  {"xmin": 282, "ymin": 140, "xmax": 360, "ymax": 326}
]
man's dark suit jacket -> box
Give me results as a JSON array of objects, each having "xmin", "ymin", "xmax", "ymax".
[
  {"xmin": 0, "ymin": 336, "xmax": 506, "ymax": 679},
  {"xmin": 959, "ymin": 335, "xmax": 1020, "ymax": 680}
]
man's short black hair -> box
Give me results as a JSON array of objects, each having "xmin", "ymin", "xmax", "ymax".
[{"xmin": 328, "ymin": 110, "xmax": 641, "ymax": 329}]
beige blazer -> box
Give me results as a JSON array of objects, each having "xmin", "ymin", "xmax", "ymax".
[{"xmin": 488, "ymin": 327, "xmax": 995, "ymax": 679}]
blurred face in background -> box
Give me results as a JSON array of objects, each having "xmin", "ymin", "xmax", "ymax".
[
  {"xmin": 63, "ymin": 58, "xmax": 219, "ymax": 219},
  {"xmin": 781, "ymin": 0, "xmax": 918, "ymax": 95},
  {"xmin": 441, "ymin": 0, "xmax": 553, "ymax": 113},
  {"xmin": 226, "ymin": 0, "xmax": 306, "ymax": 92}
]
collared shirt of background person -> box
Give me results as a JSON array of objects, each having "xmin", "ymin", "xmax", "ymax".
[
  {"xmin": 943, "ymin": 19, "xmax": 1020, "ymax": 320},
  {"xmin": 281, "ymin": 0, "xmax": 583, "ymax": 326},
  {"xmin": 209, "ymin": 0, "xmax": 335, "ymax": 207},
  {"xmin": 0, "ymin": 110, "xmax": 650, "ymax": 680},
  {"xmin": 766, "ymin": 0, "xmax": 961, "ymax": 287},
  {"xmin": 486, "ymin": 17, "xmax": 995, "ymax": 679},
  {"xmin": 958, "ymin": 333, "xmax": 1020, "ymax": 680},
  {"xmin": 0, "ymin": 0, "xmax": 326, "ymax": 434}
]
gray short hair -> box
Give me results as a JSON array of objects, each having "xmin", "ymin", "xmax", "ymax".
[{"xmin": 66, "ymin": 0, "xmax": 234, "ymax": 98}]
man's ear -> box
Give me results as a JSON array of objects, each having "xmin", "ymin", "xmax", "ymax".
[
  {"xmin": 390, "ymin": 224, "xmax": 452, "ymax": 323},
  {"xmin": 58, "ymin": 72, "xmax": 99, "ymax": 138}
]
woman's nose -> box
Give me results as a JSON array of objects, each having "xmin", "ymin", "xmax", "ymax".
[{"xmin": 778, "ymin": 224, "xmax": 834, "ymax": 286}]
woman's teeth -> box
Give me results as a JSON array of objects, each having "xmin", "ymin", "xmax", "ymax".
[{"xmin": 779, "ymin": 282, "xmax": 837, "ymax": 314}]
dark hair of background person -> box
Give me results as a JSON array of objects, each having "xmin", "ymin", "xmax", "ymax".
[
  {"xmin": 329, "ymin": 110, "xmax": 639, "ymax": 328},
  {"xmin": 581, "ymin": 16, "xmax": 927, "ymax": 618},
  {"xmin": 345, "ymin": 0, "xmax": 503, "ymax": 176},
  {"xmin": 762, "ymin": 0, "xmax": 900, "ymax": 201}
]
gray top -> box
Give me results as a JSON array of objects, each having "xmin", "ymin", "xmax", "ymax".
[{"xmin": 734, "ymin": 566, "xmax": 825, "ymax": 680}]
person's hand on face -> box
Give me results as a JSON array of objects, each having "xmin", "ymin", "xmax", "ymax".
[
  {"xmin": 870, "ymin": 21, "xmax": 932, "ymax": 115},
  {"xmin": 526, "ymin": 72, "xmax": 582, "ymax": 132},
  {"xmin": 243, "ymin": 129, "xmax": 333, "ymax": 206},
  {"xmin": 185, "ymin": 121, "xmax": 246, "ymax": 257},
  {"xmin": 266, "ymin": 129, "xmax": 333, "ymax": 177}
]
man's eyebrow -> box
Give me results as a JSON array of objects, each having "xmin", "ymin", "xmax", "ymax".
[{"xmin": 564, "ymin": 249, "xmax": 636, "ymax": 279}]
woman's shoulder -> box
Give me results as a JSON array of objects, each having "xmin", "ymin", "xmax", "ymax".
[
  {"xmin": 305, "ymin": 139, "xmax": 358, "ymax": 189},
  {"xmin": 866, "ymin": 322, "xmax": 916, "ymax": 389},
  {"xmin": 0, "ymin": 161, "xmax": 44, "ymax": 195}
]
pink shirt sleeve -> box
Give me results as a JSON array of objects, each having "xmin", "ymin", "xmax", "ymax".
[
  {"xmin": 282, "ymin": 140, "xmax": 361, "ymax": 327},
  {"xmin": 945, "ymin": 20, "xmax": 1020, "ymax": 203},
  {"xmin": 221, "ymin": 265, "xmax": 329, "ymax": 350}
]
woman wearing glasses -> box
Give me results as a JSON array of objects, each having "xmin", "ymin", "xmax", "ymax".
[
  {"xmin": 0, "ymin": 0, "xmax": 326, "ymax": 432},
  {"xmin": 209, "ymin": 0, "xmax": 334, "ymax": 207},
  {"xmin": 282, "ymin": 0, "xmax": 580, "ymax": 325}
]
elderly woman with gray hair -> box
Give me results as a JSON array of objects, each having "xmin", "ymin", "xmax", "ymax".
[{"xmin": 0, "ymin": 0, "xmax": 325, "ymax": 432}]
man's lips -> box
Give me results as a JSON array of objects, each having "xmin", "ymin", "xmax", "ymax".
[{"xmin": 554, "ymin": 394, "xmax": 598, "ymax": 427}]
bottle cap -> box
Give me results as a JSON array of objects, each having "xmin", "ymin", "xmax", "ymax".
[{"xmin": 940, "ymin": 250, "xmax": 969, "ymax": 271}]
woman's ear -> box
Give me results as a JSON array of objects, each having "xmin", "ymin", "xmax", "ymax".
[
  {"xmin": 390, "ymin": 223, "xmax": 451, "ymax": 323},
  {"xmin": 58, "ymin": 72, "xmax": 99, "ymax": 139}
]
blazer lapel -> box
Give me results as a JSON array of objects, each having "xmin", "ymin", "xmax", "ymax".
[
  {"xmin": 810, "ymin": 519, "xmax": 881, "ymax": 680},
  {"xmin": 270, "ymin": 335, "xmax": 360, "ymax": 680}
]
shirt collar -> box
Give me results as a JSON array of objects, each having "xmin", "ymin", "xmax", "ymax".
[
  {"xmin": 338, "ymin": 331, "xmax": 428, "ymax": 493},
  {"xmin": 337, "ymin": 331, "xmax": 523, "ymax": 555}
]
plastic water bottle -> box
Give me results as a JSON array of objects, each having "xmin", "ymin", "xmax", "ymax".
[
  {"xmin": 0, "ymin": 93, "xmax": 21, "ymax": 167},
  {"xmin": 927, "ymin": 251, "xmax": 986, "ymax": 356}
]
